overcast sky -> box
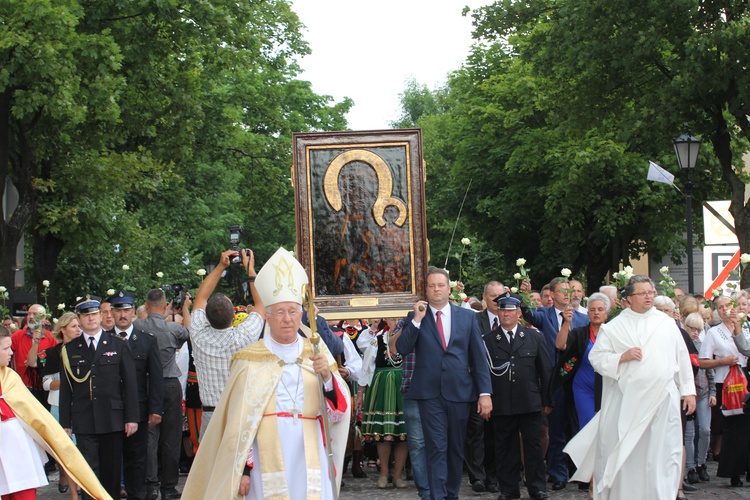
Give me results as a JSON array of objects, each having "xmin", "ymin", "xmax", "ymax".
[{"xmin": 291, "ymin": 0, "xmax": 488, "ymax": 131}]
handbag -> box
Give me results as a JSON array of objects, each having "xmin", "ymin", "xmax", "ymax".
[{"xmin": 722, "ymin": 364, "xmax": 749, "ymax": 417}]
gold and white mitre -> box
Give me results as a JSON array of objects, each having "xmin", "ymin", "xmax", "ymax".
[{"xmin": 255, "ymin": 247, "xmax": 309, "ymax": 306}]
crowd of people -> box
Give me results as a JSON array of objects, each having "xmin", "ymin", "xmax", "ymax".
[{"xmin": 2, "ymin": 249, "xmax": 750, "ymax": 500}]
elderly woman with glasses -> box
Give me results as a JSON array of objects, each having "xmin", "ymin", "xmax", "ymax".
[
  {"xmin": 683, "ymin": 312, "xmax": 715, "ymax": 484},
  {"xmin": 699, "ymin": 294, "xmax": 748, "ymax": 487},
  {"xmin": 555, "ymin": 292, "xmax": 611, "ymax": 431}
]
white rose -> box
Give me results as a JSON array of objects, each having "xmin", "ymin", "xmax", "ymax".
[
  {"xmin": 57, "ymin": 303, "xmax": 65, "ymax": 310},
  {"xmin": 459, "ymin": 292, "xmax": 467, "ymax": 300},
  {"xmin": 670, "ymin": 280, "xmax": 676, "ymax": 286},
  {"xmin": 53, "ymin": 318, "xmax": 58, "ymax": 324},
  {"xmin": 712, "ymin": 288, "xmax": 722, "ymax": 297},
  {"xmin": 516, "ymin": 258, "xmax": 526, "ymax": 267},
  {"xmin": 449, "ymin": 280, "xmax": 457, "ymax": 288},
  {"xmin": 0, "ymin": 286, "xmax": 6, "ymax": 293},
  {"xmin": 42, "ymin": 280, "xmax": 50, "ymax": 287},
  {"xmin": 197, "ymin": 269, "xmax": 207, "ymax": 276},
  {"xmin": 76, "ymin": 296, "xmax": 82, "ymax": 301},
  {"xmin": 742, "ymin": 253, "xmax": 750, "ymax": 264},
  {"xmin": 107, "ymin": 289, "xmax": 115, "ymax": 296},
  {"xmin": 156, "ymin": 272, "xmax": 164, "ymax": 278},
  {"xmin": 511, "ymin": 287, "xmax": 519, "ymax": 293},
  {"xmin": 561, "ymin": 268, "xmax": 572, "ymax": 278},
  {"xmin": 513, "ymin": 273, "xmax": 522, "ymax": 280},
  {"xmin": 122, "ymin": 264, "xmax": 130, "ymax": 271},
  {"xmin": 739, "ymin": 312, "xmax": 746, "ymax": 319},
  {"xmin": 660, "ymin": 266, "xmax": 669, "ymax": 274},
  {"xmin": 461, "ymin": 237, "xmax": 471, "ymax": 246}
]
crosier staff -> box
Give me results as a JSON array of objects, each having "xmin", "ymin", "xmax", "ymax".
[{"xmin": 302, "ymin": 284, "xmax": 338, "ymax": 500}]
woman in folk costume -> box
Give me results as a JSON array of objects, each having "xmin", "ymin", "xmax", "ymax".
[
  {"xmin": 0, "ymin": 325, "xmax": 111, "ymax": 500},
  {"xmin": 356, "ymin": 318, "xmax": 408, "ymax": 489},
  {"xmin": 183, "ymin": 247, "xmax": 350, "ymax": 500}
]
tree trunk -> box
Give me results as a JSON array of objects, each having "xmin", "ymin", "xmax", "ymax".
[
  {"xmin": 31, "ymin": 229, "xmax": 65, "ymax": 307},
  {"xmin": 714, "ymin": 110, "xmax": 750, "ymax": 288},
  {"xmin": 1, "ymin": 91, "xmax": 41, "ymax": 304}
]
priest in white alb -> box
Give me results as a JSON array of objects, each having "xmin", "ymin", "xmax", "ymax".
[
  {"xmin": 183, "ymin": 247, "xmax": 350, "ymax": 499},
  {"xmin": 564, "ymin": 275, "xmax": 696, "ymax": 499}
]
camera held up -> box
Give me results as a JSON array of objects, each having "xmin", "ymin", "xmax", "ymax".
[
  {"xmin": 229, "ymin": 225, "xmax": 247, "ymax": 265},
  {"xmin": 162, "ymin": 284, "xmax": 187, "ymax": 310}
]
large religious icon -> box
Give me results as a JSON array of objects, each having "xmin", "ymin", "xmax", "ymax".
[{"xmin": 293, "ymin": 129, "xmax": 428, "ymax": 319}]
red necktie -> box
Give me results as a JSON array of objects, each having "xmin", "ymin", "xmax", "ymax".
[{"xmin": 436, "ymin": 311, "xmax": 447, "ymax": 350}]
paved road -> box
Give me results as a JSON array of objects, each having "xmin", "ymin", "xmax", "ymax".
[{"xmin": 37, "ymin": 459, "xmax": 750, "ymax": 499}]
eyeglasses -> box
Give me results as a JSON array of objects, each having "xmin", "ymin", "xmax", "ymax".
[
  {"xmin": 629, "ymin": 291, "xmax": 657, "ymax": 297},
  {"xmin": 271, "ymin": 309, "xmax": 301, "ymax": 319}
]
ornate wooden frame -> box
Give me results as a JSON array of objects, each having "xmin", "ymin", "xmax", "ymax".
[{"xmin": 293, "ymin": 129, "xmax": 427, "ymax": 320}]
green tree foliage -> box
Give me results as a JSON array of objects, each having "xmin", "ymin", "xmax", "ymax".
[
  {"xmin": 470, "ymin": 0, "xmax": 750, "ymax": 287},
  {"xmin": 1, "ymin": 0, "xmax": 351, "ymax": 307},
  {"xmin": 397, "ymin": 2, "xmax": 738, "ymax": 294}
]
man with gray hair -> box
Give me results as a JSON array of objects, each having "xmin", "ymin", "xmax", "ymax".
[
  {"xmin": 565, "ymin": 275, "xmax": 696, "ymax": 499},
  {"xmin": 466, "ymin": 280, "xmax": 505, "ymax": 493},
  {"xmin": 135, "ymin": 289, "xmax": 190, "ymax": 500}
]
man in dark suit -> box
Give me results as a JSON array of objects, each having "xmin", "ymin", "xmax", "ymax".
[
  {"xmin": 59, "ymin": 295, "xmax": 140, "ymax": 500},
  {"xmin": 520, "ymin": 277, "xmax": 588, "ymax": 490},
  {"xmin": 486, "ymin": 292, "xmax": 552, "ymax": 500},
  {"xmin": 396, "ymin": 267, "xmax": 492, "ymax": 500},
  {"xmin": 109, "ymin": 291, "xmax": 163, "ymax": 500},
  {"xmin": 466, "ymin": 280, "xmax": 505, "ymax": 493}
]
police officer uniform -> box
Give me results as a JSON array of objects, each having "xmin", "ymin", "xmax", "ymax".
[
  {"xmin": 59, "ymin": 295, "xmax": 139, "ymax": 500},
  {"xmin": 109, "ymin": 291, "xmax": 163, "ymax": 500},
  {"xmin": 483, "ymin": 293, "xmax": 551, "ymax": 500}
]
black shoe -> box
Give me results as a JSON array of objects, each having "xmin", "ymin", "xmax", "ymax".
[
  {"xmin": 44, "ymin": 461, "xmax": 57, "ymax": 474},
  {"xmin": 352, "ymin": 467, "xmax": 368, "ymax": 478},
  {"xmin": 58, "ymin": 484, "xmax": 69, "ymax": 494},
  {"xmin": 551, "ymin": 481, "xmax": 566, "ymax": 490},
  {"xmin": 697, "ymin": 464, "xmax": 710, "ymax": 482},
  {"xmin": 497, "ymin": 492, "xmax": 521, "ymax": 500},
  {"xmin": 530, "ymin": 492, "xmax": 549, "ymax": 500},
  {"xmin": 487, "ymin": 483, "xmax": 500, "ymax": 493},
  {"xmin": 577, "ymin": 481, "xmax": 590, "ymax": 490},
  {"xmin": 472, "ymin": 480, "xmax": 486, "ymax": 492},
  {"xmin": 682, "ymin": 481, "xmax": 697, "ymax": 492},
  {"xmin": 161, "ymin": 488, "xmax": 182, "ymax": 499},
  {"xmin": 731, "ymin": 476, "xmax": 744, "ymax": 487},
  {"xmin": 686, "ymin": 468, "xmax": 699, "ymax": 484},
  {"xmin": 145, "ymin": 490, "xmax": 158, "ymax": 500}
]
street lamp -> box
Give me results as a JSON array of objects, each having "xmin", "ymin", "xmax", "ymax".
[{"xmin": 673, "ymin": 128, "xmax": 702, "ymax": 293}]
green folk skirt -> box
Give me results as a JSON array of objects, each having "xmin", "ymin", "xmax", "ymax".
[{"xmin": 361, "ymin": 366, "xmax": 407, "ymax": 442}]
